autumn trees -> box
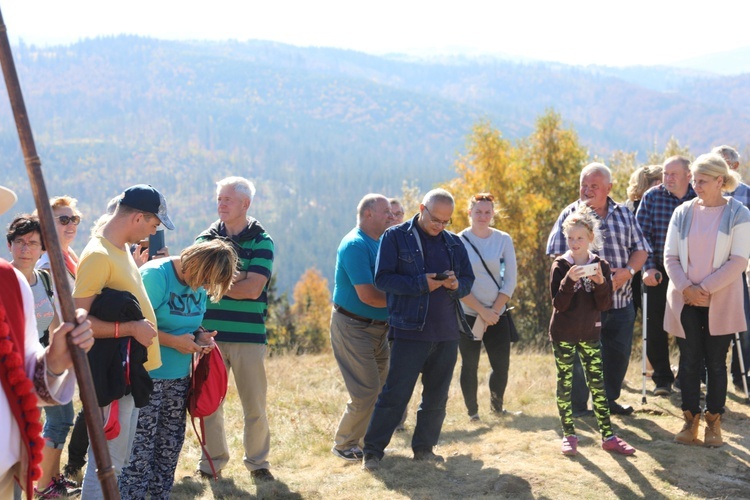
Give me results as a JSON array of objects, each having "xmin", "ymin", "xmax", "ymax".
[{"xmin": 446, "ymin": 111, "xmax": 587, "ymax": 344}]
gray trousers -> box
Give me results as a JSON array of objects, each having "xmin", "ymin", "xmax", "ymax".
[{"xmin": 330, "ymin": 309, "xmax": 389, "ymax": 450}]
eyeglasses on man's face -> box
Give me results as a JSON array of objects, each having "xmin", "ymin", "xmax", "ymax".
[{"xmin": 423, "ymin": 206, "xmax": 452, "ymax": 227}]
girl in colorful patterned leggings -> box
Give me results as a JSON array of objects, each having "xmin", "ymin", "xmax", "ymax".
[{"xmin": 548, "ymin": 206, "xmax": 636, "ymax": 456}]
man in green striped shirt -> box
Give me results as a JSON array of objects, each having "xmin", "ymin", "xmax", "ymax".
[{"xmin": 194, "ymin": 176, "xmax": 275, "ymax": 483}]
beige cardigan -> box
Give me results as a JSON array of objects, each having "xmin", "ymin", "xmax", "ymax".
[{"xmin": 664, "ymin": 197, "xmax": 750, "ymax": 338}]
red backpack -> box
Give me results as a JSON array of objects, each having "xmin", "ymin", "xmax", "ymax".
[{"xmin": 188, "ymin": 344, "xmax": 228, "ymax": 480}]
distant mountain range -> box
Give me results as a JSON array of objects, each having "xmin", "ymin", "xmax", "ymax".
[{"xmin": 1, "ymin": 37, "xmax": 748, "ymax": 293}]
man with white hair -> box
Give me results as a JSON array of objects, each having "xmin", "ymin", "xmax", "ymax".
[
  {"xmin": 330, "ymin": 194, "xmax": 394, "ymax": 461},
  {"xmin": 194, "ymin": 176, "xmax": 275, "ymax": 483},
  {"xmin": 712, "ymin": 145, "xmax": 750, "ymax": 391},
  {"xmin": 362, "ymin": 188, "xmax": 474, "ymax": 471},
  {"xmin": 547, "ymin": 163, "xmax": 650, "ymax": 416}
]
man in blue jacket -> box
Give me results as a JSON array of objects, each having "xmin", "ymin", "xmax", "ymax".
[{"xmin": 362, "ymin": 189, "xmax": 474, "ymax": 471}]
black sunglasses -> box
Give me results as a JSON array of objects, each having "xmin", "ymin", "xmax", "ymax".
[{"xmin": 56, "ymin": 215, "xmax": 81, "ymax": 226}]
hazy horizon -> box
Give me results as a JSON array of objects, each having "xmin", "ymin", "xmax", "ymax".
[{"xmin": 3, "ymin": 0, "xmax": 750, "ymax": 71}]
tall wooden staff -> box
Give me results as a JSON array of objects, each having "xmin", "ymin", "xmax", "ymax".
[{"xmin": 0, "ymin": 7, "xmax": 120, "ymax": 499}]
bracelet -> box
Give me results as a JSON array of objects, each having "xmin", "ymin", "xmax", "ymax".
[{"xmin": 114, "ymin": 321, "xmax": 120, "ymax": 339}]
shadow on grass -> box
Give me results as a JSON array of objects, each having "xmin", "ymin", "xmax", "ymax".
[
  {"xmin": 581, "ymin": 398, "xmax": 750, "ymax": 499},
  {"xmin": 171, "ymin": 475, "xmax": 303, "ymax": 499},
  {"xmin": 574, "ymin": 451, "xmax": 668, "ymax": 499},
  {"xmin": 368, "ymin": 454, "xmax": 539, "ymax": 499}
]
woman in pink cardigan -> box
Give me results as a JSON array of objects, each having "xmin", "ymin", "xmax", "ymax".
[{"xmin": 664, "ymin": 153, "xmax": 750, "ymax": 447}]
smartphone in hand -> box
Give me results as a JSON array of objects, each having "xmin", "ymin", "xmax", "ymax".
[
  {"xmin": 433, "ymin": 272, "xmax": 449, "ymax": 281},
  {"xmin": 148, "ymin": 230, "xmax": 165, "ymax": 260},
  {"xmin": 580, "ymin": 263, "xmax": 598, "ymax": 277}
]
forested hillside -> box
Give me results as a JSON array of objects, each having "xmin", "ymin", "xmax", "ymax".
[{"xmin": 1, "ymin": 36, "xmax": 747, "ymax": 293}]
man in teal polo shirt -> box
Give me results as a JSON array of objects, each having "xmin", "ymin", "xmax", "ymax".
[
  {"xmin": 194, "ymin": 176, "xmax": 275, "ymax": 483},
  {"xmin": 330, "ymin": 194, "xmax": 395, "ymax": 461}
]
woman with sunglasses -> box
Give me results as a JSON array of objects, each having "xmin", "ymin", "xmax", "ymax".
[
  {"xmin": 34, "ymin": 196, "xmax": 84, "ymax": 496},
  {"xmin": 36, "ymin": 196, "xmax": 82, "ymax": 290},
  {"xmin": 458, "ymin": 193, "xmax": 519, "ymax": 421}
]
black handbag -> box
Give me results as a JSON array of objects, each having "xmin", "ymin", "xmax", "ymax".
[{"xmin": 462, "ymin": 234, "xmax": 520, "ymax": 342}]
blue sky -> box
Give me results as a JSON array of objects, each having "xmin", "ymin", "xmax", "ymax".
[{"xmin": 2, "ymin": 0, "xmax": 750, "ymax": 67}]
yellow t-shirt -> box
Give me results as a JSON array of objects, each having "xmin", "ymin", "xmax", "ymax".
[{"xmin": 74, "ymin": 235, "xmax": 161, "ymax": 371}]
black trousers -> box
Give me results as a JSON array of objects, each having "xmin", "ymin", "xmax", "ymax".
[{"xmin": 459, "ymin": 314, "xmax": 511, "ymax": 415}]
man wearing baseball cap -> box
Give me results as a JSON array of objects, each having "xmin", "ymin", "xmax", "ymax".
[
  {"xmin": 75, "ymin": 184, "xmax": 173, "ymax": 498},
  {"xmin": 0, "ymin": 184, "xmax": 94, "ymax": 499}
]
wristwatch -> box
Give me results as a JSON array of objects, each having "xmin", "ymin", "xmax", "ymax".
[{"xmin": 626, "ymin": 265, "xmax": 635, "ymax": 276}]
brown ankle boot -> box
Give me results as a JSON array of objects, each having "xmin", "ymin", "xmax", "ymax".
[
  {"xmin": 704, "ymin": 411, "xmax": 724, "ymax": 447},
  {"xmin": 675, "ymin": 410, "xmax": 702, "ymax": 445}
]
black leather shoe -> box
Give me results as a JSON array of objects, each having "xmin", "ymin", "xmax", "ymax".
[{"xmin": 609, "ymin": 403, "xmax": 634, "ymax": 416}]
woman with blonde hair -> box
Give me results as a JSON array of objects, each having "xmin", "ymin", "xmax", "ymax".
[
  {"xmin": 34, "ymin": 196, "xmax": 84, "ymax": 496},
  {"xmin": 626, "ymin": 165, "xmax": 663, "ymax": 314},
  {"xmin": 665, "ymin": 153, "xmax": 750, "ymax": 447},
  {"xmin": 626, "ymin": 165, "xmax": 663, "ymax": 213},
  {"xmin": 119, "ymin": 240, "xmax": 238, "ymax": 498}
]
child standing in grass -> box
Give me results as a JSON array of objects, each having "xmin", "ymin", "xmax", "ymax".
[{"xmin": 548, "ymin": 206, "xmax": 635, "ymax": 456}]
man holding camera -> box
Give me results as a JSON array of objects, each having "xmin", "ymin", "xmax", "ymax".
[{"xmin": 361, "ymin": 189, "xmax": 474, "ymax": 471}]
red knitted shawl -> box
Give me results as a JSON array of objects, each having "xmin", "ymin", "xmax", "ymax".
[{"xmin": 0, "ymin": 260, "xmax": 43, "ymax": 498}]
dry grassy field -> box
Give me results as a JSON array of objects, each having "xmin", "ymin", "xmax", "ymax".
[{"xmin": 150, "ymin": 347, "xmax": 750, "ymax": 499}]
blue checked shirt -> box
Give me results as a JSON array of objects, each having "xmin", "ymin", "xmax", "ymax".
[
  {"xmin": 728, "ymin": 182, "xmax": 750, "ymax": 211},
  {"xmin": 546, "ymin": 198, "xmax": 651, "ymax": 309},
  {"xmin": 636, "ymin": 184, "xmax": 696, "ymax": 272}
]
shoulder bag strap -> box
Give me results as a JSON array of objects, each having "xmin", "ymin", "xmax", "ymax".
[{"xmin": 461, "ymin": 234, "xmax": 501, "ymax": 291}]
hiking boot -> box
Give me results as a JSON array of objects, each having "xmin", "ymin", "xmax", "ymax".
[
  {"xmin": 250, "ymin": 468, "xmax": 275, "ymax": 484},
  {"xmin": 561, "ymin": 435, "xmax": 578, "ymax": 456},
  {"xmin": 675, "ymin": 410, "xmax": 702, "ymax": 445},
  {"xmin": 331, "ymin": 446, "xmax": 364, "ymax": 461},
  {"xmin": 704, "ymin": 411, "xmax": 724, "ymax": 448},
  {"xmin": 602, "ymin": 435, "xmax": 635, "ymax": 455},
  {"xmin": 362, "ymin": 453, "xmax": 380, "ymax": 472},
  {"xmin": 413, "ymin": 449, "xmax": 445, "ymax": 463}
]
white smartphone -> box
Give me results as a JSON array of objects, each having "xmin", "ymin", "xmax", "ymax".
[{"xmin": 580, "ymin": 263, "xmax": 598, "ymax": 277}]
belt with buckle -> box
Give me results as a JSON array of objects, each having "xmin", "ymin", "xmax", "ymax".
[{"xmin": 333, "ymin": 304, "xmax": 388, "ymax": 326}]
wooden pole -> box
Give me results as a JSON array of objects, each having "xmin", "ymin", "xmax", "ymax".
[{"xmin": 0, "ymin": 7, "xmax": 120, "ymax": 499}]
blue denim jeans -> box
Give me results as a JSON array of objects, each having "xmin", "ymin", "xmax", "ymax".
[
  {"xmin": 363, "ymin": 338, "xmax": 458, "ymax": 459},
  {"xmin": 42, "ymin": 400, "xmax": 75, "ymax": 449},
  {"xmin": 572, "ymin": 303, "xmax": 635, "ymax": 409}
]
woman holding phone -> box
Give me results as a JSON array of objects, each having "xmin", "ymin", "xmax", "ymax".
[
  {"xmin": 458, "ymin": 193, "xmax": 518, "ymax": 421},
  {"xmin": 118, "ymin": 240, "xmax": 237, "ymax": 498}
]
